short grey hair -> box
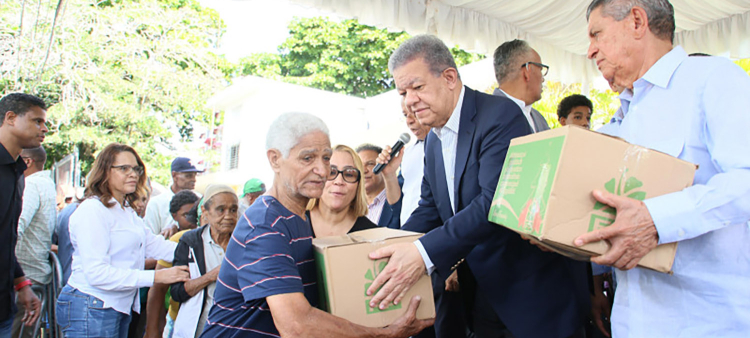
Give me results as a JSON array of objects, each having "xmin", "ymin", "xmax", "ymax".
[
  {"xmin": 586, "ymin": 0, "xmax": 675, "ymax": 42},
  {"xmin": 493, "ymin": 39, "xmax": 533, "ymax": 85},
  {"xmin": 266, "ymin": 112, "xmax": 329, "ymax": 158},
  {"xmin": 355, "ymin": 143, "xmax": 382, "ymax": 154},
  {"xmin": 388, "ymin": 34, "xmax": 459, "ymax": 78}
]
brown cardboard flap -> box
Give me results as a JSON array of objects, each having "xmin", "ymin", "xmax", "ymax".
[{"xmin": 312, "ymin": 228, "xmax": 423, "ymax": 249}]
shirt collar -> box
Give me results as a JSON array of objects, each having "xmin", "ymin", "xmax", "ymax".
[
  {"xmin": 499, "ymin": 89, "xmax": 530, "ymax": 111},
  {"xmin": 433, "ymin": 86, "xmax": 466, "ymax": 139},
  {"xmin": 371, "ymin": 189, "xmax": 387, "ymax": 206},
  {"xmin": 0, "ymin": 142, "xmax": 20, "ymax": 166},
  {"xmin": 27, "ymin": 170, "xmax": 51, "ymax": 180},
  {"xmin": 203, "ymin": 225, "xmax": 216, "ymax": 245},
  {"xmin": 637, "ymin": 46, "xmax": 687, "ymax": 89}
]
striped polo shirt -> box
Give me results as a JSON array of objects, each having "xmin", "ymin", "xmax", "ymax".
[{"xmin": 201, "ymin": 196, "xmax": 317, "ymax": 337}]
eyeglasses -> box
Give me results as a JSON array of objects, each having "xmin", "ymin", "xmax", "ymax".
[
  {"xmin": 111, "ymin": 165, "xmax": 144, "ymax": 176},
  {"xmin": 328, "ymin": 166, "xmax": 360, "ymax": 183},
  {"xmin": 522, "ymin": 61, "xmax": 549, "ymax": 76}
]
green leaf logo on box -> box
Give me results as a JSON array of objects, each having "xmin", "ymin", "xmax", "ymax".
[
  {"xmin": 589, "ymin": 169, "xmax": 647, "ymax": 232},
  {"xmin": 364, "ymin": 259, "xmax": 402, "ymax": 314}
]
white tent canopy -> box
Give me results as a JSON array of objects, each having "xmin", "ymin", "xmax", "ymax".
[{"xmin": 289, "ymin": 0, "xmax": 750, "ymax": 85}]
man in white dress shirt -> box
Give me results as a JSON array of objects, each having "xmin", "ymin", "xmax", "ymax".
[{"xmin": 492, "ymin": 39, "xmax": 550, "ymax": 133}]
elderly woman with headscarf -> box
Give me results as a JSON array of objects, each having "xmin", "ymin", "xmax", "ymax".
[{"xmin": 169, "ymin": 184, "xmax": 239, "ymax": 338}]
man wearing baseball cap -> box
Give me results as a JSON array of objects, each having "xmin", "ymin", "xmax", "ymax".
[
  {"xmin": 144, "ymin": 157, "xmax": 203, "ymax": 236},
  {"xmin": 238, "ymin": 178, "xmax": 265, "ymax": 215}
]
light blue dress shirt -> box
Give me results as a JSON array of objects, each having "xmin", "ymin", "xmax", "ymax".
[
  {"xmin": 414, "ymin": 86, "xmax": 465, "ymax": 275},
  {"xmin": 598, "ymin": 46, "xmax": 750, "ymax": 337}
]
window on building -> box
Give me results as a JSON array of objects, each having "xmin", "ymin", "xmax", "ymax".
[{"xmin": 228, "ymin": 144, "xmax": 240, "ymax": 170}]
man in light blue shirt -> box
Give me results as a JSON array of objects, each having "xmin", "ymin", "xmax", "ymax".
[{"xmin": 577, "ymin": 0, "xmax": 750, "ymax": 337}]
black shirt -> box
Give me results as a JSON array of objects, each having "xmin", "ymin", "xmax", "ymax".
[
  {"xmin": 0, "ymin": 142, "xmax": 27, "ymax": 321},
  {"xmin": 307, "ymin": 211, "xmax": 378, "ymax": 238}
]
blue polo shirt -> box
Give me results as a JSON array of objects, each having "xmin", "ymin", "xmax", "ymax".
[{"xmin": 201, "ymin": 196, "xmax": 317, "ymax": 337}]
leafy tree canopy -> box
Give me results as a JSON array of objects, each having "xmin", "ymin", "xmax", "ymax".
[
  {"xmin": 229, "ymin": 17, "xmax": 485, "ymax": 98},
  {"xmin": 0, "ymin": 0, "xmax": 226, "ymax": 184}
]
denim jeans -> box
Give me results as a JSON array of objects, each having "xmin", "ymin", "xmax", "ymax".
[
  {"xmin": 56, "ymin": 285, "xmax": 131, "ymax": 338},
  {"xmin": 0, "ymin": 316, "xmax": 12, "ymax": 338}
]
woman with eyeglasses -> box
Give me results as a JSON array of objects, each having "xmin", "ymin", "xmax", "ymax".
[
  {"xmin": 56, "ymin": 143, "xmax": 190, "ymax": 338},
  {"xmin": 306, "ymin": 145, "xmax": 377, "ymax": 237}
]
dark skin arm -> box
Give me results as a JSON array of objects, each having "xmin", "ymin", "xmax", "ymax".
[
  {"xmin": 14, "ymin": 277, "xmax": 41, "ymax": 327},
  {"xmin": 144, "ymin": 263, "xmax": 168, "ymax": 338},
  {"xmin": 591, "ymin": 274, "xmax": 611, "ymax": 337},
  {"xmin": 182, "ymin": 266, "xmax": 219, "ymax": 297},
  {"xmin": 145, "ymin": 258, "xmax": 157, "ymax": 270},
  {"xmin": 268, "ymin": 293, "xmax": 433, "ymax": 338}
]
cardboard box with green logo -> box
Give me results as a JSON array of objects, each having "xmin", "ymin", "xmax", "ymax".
[
  {"xmin": 488, "ymin": 126, "xmax": 696, "ymax": 273},
  {"xmin": 312, "ymin": 228, "xmax": 435, "ymax": 327}
]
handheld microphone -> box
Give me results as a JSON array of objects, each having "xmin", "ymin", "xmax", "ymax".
[{"xmin": 373, "ymin": 133, "xmax": 411, "ymax": 174}]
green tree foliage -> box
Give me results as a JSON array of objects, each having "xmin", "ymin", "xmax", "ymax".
[
  {"xmin": 231, "ymin": 17, "xmax": 484, "ymax": 98},
  {"xmin": 0, "ymin": 0, "xmax": 225, "ymax": 184},
  {"xmin": 531, "ymin": 82, "xmax": 620, "ymax": 130},
  {"xmin": 484, "ymin": 81, "xmax": 620, "ymax": 130}
]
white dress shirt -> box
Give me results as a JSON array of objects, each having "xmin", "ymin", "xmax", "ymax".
[
  {"xmin": 600, "ymin": 46, "xmax": 750, "ymax": 337},
  {"xmin": 499, "ymin": 89, "xmax": 535, "ymax": 132},
  {"xmin": 68, "ymin": 197, "xmax": 178, "ymax": 314},
  {"xmin": 399, "ymin": 140, "xmax": 425, "ymax": 226},
  {"xmin": 414, "ymin": 86, "xmax": 466, "ymax": 275}
]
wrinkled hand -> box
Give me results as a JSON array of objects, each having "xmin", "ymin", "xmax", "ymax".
[
  {"xmin": 160, "ymin": 225, "xmax": 179, "ymax": 239},
  {"xmin": 520, "ymin": 234, "xmax": 552, "ymax": 252},
  {"xmin": 18, "ymin": 285, "xmax": 41, "ymax": 326},
  {"xmin": 206, "ymin": 266, "xmax": 220, "ymax": 282},
  {"xmin": 377, "ymin": 145, "xmax": 404, "ymax": 178},
  {"xmin": 575, "ymin": 190, "xmax": 658, "ymax": 270},
  {"xmin": 367, "ymin": 243, "xmax": 426, "ymax": 310},
  {"xmin": 384, "ymin": 296, "xmax": 435, "ymax": 338},
  {"xmin": 444, "ymin": 270, "xmax": 460, "ymax": 292},
  {"xmin": 154, "ymin": 265, "xmax": 190, "ymax": 284}
]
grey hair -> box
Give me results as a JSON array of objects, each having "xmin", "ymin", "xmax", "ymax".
[
  {"xmin": 388, "ymin": 34, "xmax": 459, "ymax": 78},
  {"xmin": 265, "ymin": 112, "xmax": 330, "ymax": 158},
  {"xmin": 493, "ymin": 39, "xmax": 533, "ymax": 85},
  {"xmin": 586, "ymin": 0, "xmax": 675, "ymax": 42},
  {"xmin": 355, "ymin": 143, "xmax": 382, "ymax": 154}
]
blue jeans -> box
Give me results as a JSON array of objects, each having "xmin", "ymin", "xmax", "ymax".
[
  {"xmin": 56, "ymin": 285, "xmax": 131, "ymax": 338},
  {"xmin": 0, "ymin": 316, "xmax": 12, "ymax": 338}
]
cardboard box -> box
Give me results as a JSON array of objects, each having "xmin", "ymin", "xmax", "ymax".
[
  {"xmin": 312, "ymin": 228, "xmax": 435, "ymax": 327},
  {"xmin": 488, "ymin": 126, "xmax": 696, "ymax": 273}
]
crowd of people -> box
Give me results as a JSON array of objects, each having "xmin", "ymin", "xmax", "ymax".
[{"xmin": 1, "ymin": 0, "xmax": 748, "ymax": 337}]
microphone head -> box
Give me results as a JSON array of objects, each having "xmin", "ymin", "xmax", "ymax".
[{"xmin": 398, "ymin": 133, "xmax": 411, "ymax": 144}]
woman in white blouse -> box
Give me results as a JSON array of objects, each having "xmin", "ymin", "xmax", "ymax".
[{"xmin": 56, "ymin": 143, "xmax": 190, "ymax": 338}]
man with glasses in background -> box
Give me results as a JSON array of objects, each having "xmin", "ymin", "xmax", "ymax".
[
  {"xmin": 492, "ymin": 39, "xmax": 550, "ymax": 133},
  {"xmin": 145, "ymin": 157, "xmax": 203, "ymax": 237}
]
